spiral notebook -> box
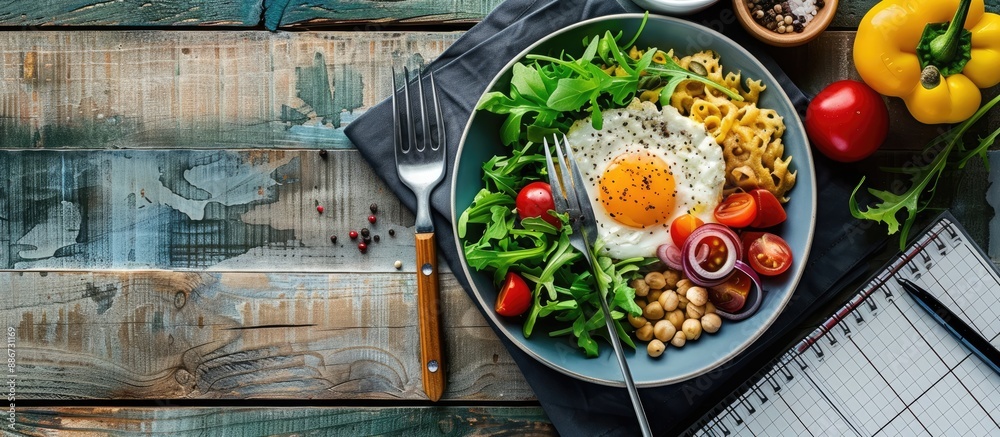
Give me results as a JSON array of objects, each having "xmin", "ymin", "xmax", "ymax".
[{"xmin": 686, "ymin": 212, "xmax": 1000, "ymax": 436}]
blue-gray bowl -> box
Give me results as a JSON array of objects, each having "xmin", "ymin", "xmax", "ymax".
[{"xmin": 451, "ymin": 13, "xmax": 816, "ymax": 386}]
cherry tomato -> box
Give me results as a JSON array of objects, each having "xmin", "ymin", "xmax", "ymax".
[
  {"xmin": 670, "ymin": 214, "xmax": 704, "ymax": 248},
  {"xmin": 714, "ymin": 192, "xmax": 757, "ymax": 228},
  {"xmin": 708, "ymin": 271, "xmax": 753, "ymax": 313},
  {"xmin": 746, "ymin": 233, "xmax": 793, "ymax": 276},
  {"xmin": 516, "ymin": 181, "xmax": 560, "ymax": 228},
  {"xmin": 748, "ymin": 189, "xmax": 786, "ymax": 228},
  {"xmin": 495, "ymin": 272, "xmax": 532, "ymax": 317},
  {"xmin": 805, "ymin": 80, "xmax": 889, "ymax": 163}
]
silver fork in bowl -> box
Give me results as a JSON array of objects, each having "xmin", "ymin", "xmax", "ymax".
[
  {"xmin": 544, "ymin": 133, "xmax": 653, "ymax": 437},
  {"xmin": 392, "ymin": 67, "xmax": 447, "ymax": 402}
]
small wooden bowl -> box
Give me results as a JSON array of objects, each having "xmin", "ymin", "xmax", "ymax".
[{"xmin": 733, "ymin": 0, "xmax": 838, "ymax": 47}]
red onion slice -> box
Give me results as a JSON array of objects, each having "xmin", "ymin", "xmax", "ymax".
[
  {"xmin": 681, "ymin": 224, "xmax": 742, "ymax": 287},
  {"xmin": 715, "ymin": 261, "xmax": 764, "ymax": 321},
  {"xmin": 657, "ymin": 243, "xmax": 684, "ymax": 271}
]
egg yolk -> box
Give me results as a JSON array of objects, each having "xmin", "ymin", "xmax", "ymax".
[{"xmin": 598, "ymin": 152, "xmax": 675, "ymax": 228}]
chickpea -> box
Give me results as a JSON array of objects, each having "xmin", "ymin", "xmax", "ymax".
[
  {"xmin": 667, "ymin": 309, "xmax": 685, "ymax": 330},
  {"xmin": 628, "ymin": 313, "xmax": 647, "ymax": 329},
  {"xmin": 683, "ymin": 318, "xmax": 702, "ymax": 340},
  {"xmin": 705, "ymin": 302, "xmax": 717, "ymax": 314},
  {"xmin": 631, "ymin": 278, "xmax": 650, "ymax": 297},
  {"xmin": 647, "ymin": 339, "xmax": 666, "ymax": 358},
  {"xmin": 678, "ymin": 294, "xmax": 690, "ymax": 310},
  {"xmin": 653, "ymin": 320, "xmax": 676, "ymax": 342},
  {"xmin": 636, "ymin": 299, "xmax": 647, "ymax": 312},
  {"xmin": 687, "ymin": 286, "xmax": 708, "ymax": 307},
  {"xmin": 644, "ymin": 301, "xmax": 665, "ymax": 321},
  {"xmin": 659, "ymin": 290, "xmax": 679, "ymax": 312},
  {"xmin": 702, "ymin": 313, "xmax": 722, "ymax": 334},
  {"xmin": 663, "ymin": 269, "xmax": 681, "ymax": 288},
  {"xmin": 645, "ymin": 271, "xmax": 667, "ymax": 290},
  {"xmin": 676, "ymin": 278, "xmax": 693, "ymax": 296},
  {"xmin": 686, "ymin": 304, "xmax": 706, "ymax": 320},
  {"xmin": 647, "ymin": 289, "xmax": 662, "ymax": 304},
  {"xmin": 636, "ymin": 322, "xmax": 654, "ymax": 342},
  {"xmin": 671, "ymin": 330, "xmax": 687, "ymax": 347}
]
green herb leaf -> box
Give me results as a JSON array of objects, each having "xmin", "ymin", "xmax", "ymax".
[{"xmin": 850, "ymin": 93, "xmax": 1000, "ymax": 250}]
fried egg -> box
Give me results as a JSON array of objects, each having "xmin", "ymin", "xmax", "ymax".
[{"xmin": 566, "ymin": 99, "xmax": 725, "ymax": 259}]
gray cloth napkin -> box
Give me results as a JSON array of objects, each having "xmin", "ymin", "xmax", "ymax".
[{"xmin": 344, "ymin": 1, "xmax": 890, "ymax": 434}]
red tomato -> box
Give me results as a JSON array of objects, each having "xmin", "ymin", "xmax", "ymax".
[
  {"xmin": 670, "ymin": 214, "xmax": 704, "ymax": 248},
  {"xmin": 708, "ymin": 271, "xmax": 753, "ymax": 313},
  {"xmin": 495, "ymin": 272, "xmax": 531, "ymax": 317},
  {"xmin": 805, "ymin": 80, "xmax": 889, "ymax": 163},
  {"xmin": 714, "ymin": 192, "xmax": 757, "ymax": 228},
  {"xmin": 746, "ymin": 233, "xmax": 793, "ymax": 276},
  {"xmin": 516, "ymin": 182, "xmax": 560, "ymax": 228},
  {"xmin": 748, "ymin": 189, "xmax": 786, "ymax": 228}
]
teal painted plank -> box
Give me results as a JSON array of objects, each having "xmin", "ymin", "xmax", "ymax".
[
  {"xmin": 0, "ymin": 31, "xmax": 456, "ymax": 149},
  {"xmin": 14, "ymin": 407, "xmax": 554, "ymax": 436},
  {"xmin": 0, "ymin": 149, "xmax": 425, "ymax": 272},
  {"xmin": 1, "ymin": 271, "xmax": 533, "ymax": 401}
]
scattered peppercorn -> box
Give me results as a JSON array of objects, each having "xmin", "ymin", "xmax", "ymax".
[
  {"xmin": 349, "ymin": 230, "xmax": 359, "ymax": 239},
  {"xmin": 748, "ymin": 0, "xmax": 818, "ymax": 34},
  {"xmin": 361, "ymin": 228, "xmax": 370, "ymax": 238},
  {"xmin": 316, "ymin": 205, "xmax": 324, "ymax": 214},
  {"xmin": 368, "ymin": 215, "xmax": 377, "ymax": 224},
  {"xmin": 358, "ymin": 242, "xmax": 368, "ymax": 253},
  {"xmin": 330, "ymin": 235, "xmax": 337, "ymax": 244},
  {"xmin": 370, "ymin": 203, "xmax": 378, "ymax": 214},
  {"xmin": 318, "ymin": 149, "xmax": 328, "ymax": 159},
  {"xmin": 388, "ymin": 229, "xmax": 396, "ymax": 237},
  {"xmin": 394, "ymin": 260, "xmax": 402, "ymax": 269},
  {"xmin": 363, "ymin": 236, "xmax": 372, "ymax": 244}
]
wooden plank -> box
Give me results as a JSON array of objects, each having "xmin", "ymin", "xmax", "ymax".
[
  {"xmin": 13, "ymin": 406, "xmax": 554, "ymax": 436},
  {"xmin": 831, "ymin": 1, "xmax": 1000, "ymax": 29},
  {"xmin": 0, "ymin": 31, "xmax": 459, "ymax": 149},
  {"xmin": 0, "ymin": 270, "xmax": 533, "ymax": 401},
  {"xmin": 1, "ymin": 1, "xmax": 997, "ymax": 30},
  {"xmin": 0, "ymin": 0, "xmax": 505, "ymax": 27},
  {"xmin": 0, "ymin": 149, "xmax": 426, "ymax": 272}
]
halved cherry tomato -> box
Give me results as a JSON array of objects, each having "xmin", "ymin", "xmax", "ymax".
[
  {"xmin": 670, "ymin": 214, "xmax": 704, "ymax": 248},
  {"xmin": 495, "ymin": 272, "xmax": 531, "ymax": 317},
  {"xmin": 714, "ymin": 192, "xmax": 757, "ymax": 228},
  {"xmin": 746, "ymin": 233, "xmax": 793, "ymax": 276},
  {"xmin": 516, "ymin": 181, "xmax": 560, "ymax": 228},
  {"xmin": 748, "ymin": 189, "xmax": 786, "ymax": 229},
  {"xmin": 708, "ymin": 270, "xmax": 753, "ymax": 313}
]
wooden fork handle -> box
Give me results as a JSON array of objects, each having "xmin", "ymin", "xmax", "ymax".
[{"xmin": 415, "ymin": 232, "xmax": 446, "ymax": 401}]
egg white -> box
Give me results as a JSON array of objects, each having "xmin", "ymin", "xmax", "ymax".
[{"xmin": 566, "ymin": 100, "xmax": 725, "ymax": 259}]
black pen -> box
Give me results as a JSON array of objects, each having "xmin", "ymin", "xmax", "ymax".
[{"xmin": 897, "ymin": 278, "xmax": 1000, "ymax": 375}]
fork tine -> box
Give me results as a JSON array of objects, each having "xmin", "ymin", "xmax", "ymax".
[
  {"xmin": 552, "ymin": 135, "xmax": 579, "ymax": 212},
  {"xmin": 391, "ymin": 68, "xmax": 402, "ymax": 154},
  {"xmin": 543, "ymin": 137, "xmax": 567, "ymax": 214},
  {"xmin": 402, "ymin": 67, "xmax": 415, "ymax": 153},
  {"xmin": 560, "ymin": 133, "xmax": 589, "ymax": 210},
  {"xmin": 417, "ymin": 68, "xmax": 431, "ymax": 152},
  {"xmin": 429, "ymin": 72, "xmax": 445, "ymax": 151}
]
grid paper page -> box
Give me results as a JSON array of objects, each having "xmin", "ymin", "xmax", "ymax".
[{"xmin": 690, "ymin": 215, "xmax": 1000, "ymax": 436}]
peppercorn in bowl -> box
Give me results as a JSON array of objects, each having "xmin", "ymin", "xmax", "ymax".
[{"xmin": 734, "ymin": 0, "xmax": 838, "ymax": 47}]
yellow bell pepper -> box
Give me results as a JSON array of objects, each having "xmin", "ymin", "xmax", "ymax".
[{"xmin": 854, "ymin": 0, "xmax": 1000, "ymax": 124}]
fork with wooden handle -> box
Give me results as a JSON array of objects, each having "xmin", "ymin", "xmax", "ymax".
[{"xmin": 392, "ymin": 67, "xmax": 447, "ymax": 401}]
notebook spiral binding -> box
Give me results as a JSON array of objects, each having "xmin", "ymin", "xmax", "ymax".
[{"xmin": 684, "ymin": 218, "xmax": 964, "ymax": 437}]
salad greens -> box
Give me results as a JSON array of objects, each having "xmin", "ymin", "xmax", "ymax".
[
  {"xmin": 459, "ymin": 14, "xmax": 725, "ymax": 357},
  {"xmin": 476, "ymin": 14, "xmax": 742, "ymax": 147},
  {"xmin": 850, "ymin": 93, "xmax": 1000, "ymax": 251}
]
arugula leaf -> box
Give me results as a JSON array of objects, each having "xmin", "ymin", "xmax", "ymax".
[{"xmin": 850, "ymin": 93, "xmax": 1000, "ymax": 250}]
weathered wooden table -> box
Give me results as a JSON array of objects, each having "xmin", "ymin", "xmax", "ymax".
[{"xmin": 2, "ymin": 1, "xmax": 998, "ymax": 435}]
